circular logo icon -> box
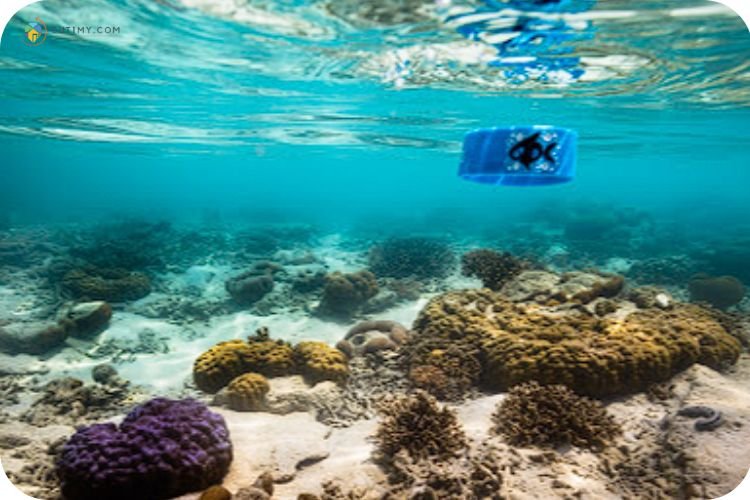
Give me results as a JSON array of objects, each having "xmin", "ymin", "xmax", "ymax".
[{"xmin": 24, "ymin": 17, "xmax": 47, "ymax": 46}]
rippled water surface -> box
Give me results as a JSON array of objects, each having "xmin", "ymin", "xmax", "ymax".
[{"xmin": 0, "ymin": 0, "xmax": 749, "ymax": 223}]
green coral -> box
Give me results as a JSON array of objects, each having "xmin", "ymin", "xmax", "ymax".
[
  {"xmin": 492, "ymin": 381, "xmax": 620, "ymax": 449},
  {"xmin": 294, "ymin": 341, "xmax": 349, "ymax": 385},
  {"xmin": 411, "ymin": 289, "xmax": 741, "ymax": 397},
  {"xmin": 61, "ymin": 267, "xmax": 151, "ymax": 302},
  {"xmin": 226, "ymin": 372, "xmax": 270, "ymax": 411}
]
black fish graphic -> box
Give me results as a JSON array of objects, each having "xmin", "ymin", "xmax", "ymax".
[{"xmin": 509, "ymin": 132, "xmax": 557, "ymax": 170}]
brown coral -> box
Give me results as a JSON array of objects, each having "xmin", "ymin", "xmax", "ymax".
[
  {"xmin": 412, "ymin": 289, "xmax": 741, "ymax": 397},
  {"xmin": 492, "ymin": 381, "xmax": 620, "ymax": 449},
  {"xmin": 461, "ymin": 249, "xmax": 528, "ymax": 290},
  {"xmin": 405, "ymin": 344, "xmax": 480, "ymax": 400},
  {"xmin": 318, "ymin": 271, "xmax": 378, "ymax": 316},
  {"xmin": 294, "ymin": 341, "xmax": 349, "ymax": 385},
  {"xmin": 226, "ymin": 373, "xmax": 270, "ymax": 411},
  {"xmin": 375, "ymin": 390, "xmax": 466, "ymax": 464},
  {"xmin": 688, "ymin": 274, "xmax": 746, "ymax": 310},
  {"xmin": 61, "ymin": 267, "xmax": 151, "ymax": 302}
]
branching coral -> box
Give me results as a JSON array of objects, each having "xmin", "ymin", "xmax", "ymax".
[
  {"xmin": 319, "ymin": 270, "xmax": 378, "ymax": 316},
  {"xmin": 226, "ymin": 372, "xmax": 270, "ymax": 411},
  {"xmin": 375, "ymin": 391, "xmax": 466, "ymax": 464},
  {"xmin": 492, "ymin": 381, "xmax": 620, "ymax": 449},
  {"xmin": 405, "ymin": 344, "xmax": 481, "ymax": 400},
  {"xmin": 56, "ymin": 398, "xmax": 232, "ymax": 500},
  {"xmin": 411, "ymin": 289, "xmax": 741, "ymax": 397},
  {"xmin": 295, "ymin": 341, "xmax": 350, "ymax": 385},
  {"xmin": 369, "ymin": 237, "xmax": 455, "ymax": 279},
  {"xmin": 461, "ymin": 249, "xmax": 528, "ymax": 290}
]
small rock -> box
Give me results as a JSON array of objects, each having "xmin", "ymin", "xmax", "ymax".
[
  {"xmin": 62, "ymin": 301, "xmax": 112, "ymax": 338},
  {"xmin": 0, "ymin": 322, "xmax": 68, "ymax": 355},
  {"xmin": 199, "ymin": 485, "xmax": 231, "ymax": 500},
  {"xmin": 234, "ymin": 486, "xmax": 270, "ymax": 500},
  {"xmin": 253, "ymin": 471, "xmax": 274, "ymax": 495},
  {"xmin": 295, "ymin": 452, "xmax": 329, "ymax": 470}
]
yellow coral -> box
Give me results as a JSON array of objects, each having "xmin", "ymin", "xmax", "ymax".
[
  {"xmin": 294, "ymin": 341, "xmax": 349, "ymax": 385},
  {"xmin": 413, "ymin": 289, "xmax": 741, "ymax": 397},
  {"xmin": 226, "ymin": 372, "xmax": 270, "ymax": 411},
  {"xmin": 193, "ymin": 340, "xmax": 252, "ymax": 393},
  {"xmin": 241, "ymin": 339, "xmax": 295, "ymax": 377}
]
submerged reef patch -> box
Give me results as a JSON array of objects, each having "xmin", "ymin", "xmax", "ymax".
[
  {"xmin": 492, "ymin": 381, "xmax": 620, "ymax": 449},
  {"xmin": 295, "ymin": 341, "xmax": 350, "ymax": 385},
  {"xmin": 461, "ymin": 249, "xmax": 528, "ymax": 290},
  {"xmin": 61, "ymin": 266, "xmax": 151, "ymax": 302},
  {"xmin": 688, "ymin": 274, "xmax": 746, "ymax": 310},
  {"xmin": 375, "ymin": 390, "xmax": 467, "ymax": 464},
  {"xmin": 369, "ymin": 237, "xmax": 455, "ymax": 279},
  {"xmin": 56, "ymin": 398, "xmax": 232, "ymax": 500},
  {"xmin": 411, "ymin": 288, "xmax": 741, "ymax": 397},
  {"xmin": 226, "ymin": 372, "xmax": 270, "ymax": 411},
  {"xmin": 318, "ymin": 270, "xmax": 378, "ymax": 317}
]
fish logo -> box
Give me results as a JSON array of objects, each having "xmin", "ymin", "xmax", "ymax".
[
  {"xmin": 24, "ymin": 17, "xmax": 47, "ymax": 46},
  {"xmin": 508, "ymin": 131, "xmax": 557, "ymax": 171}
]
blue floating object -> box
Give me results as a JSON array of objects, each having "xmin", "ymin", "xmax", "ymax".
[
  {"xmin": 459, "ymin": 126, "xmax": 577, "ymax": 186},
  {"xmin": 486, "ymin": 0, "xmax": 596, "ymax": 13}
]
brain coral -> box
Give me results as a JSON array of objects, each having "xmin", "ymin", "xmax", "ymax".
[
  {"xmin": 194, "ymin": 335, "xmax": 295, "ymax": 394},
  {"xmin": 56, "ymin": 398, "xmax": 232, "ymax": 500},
  {"xmin": 294, "ymin": 341, "xmax": 349, "ymax": 385},
  {"xmin": 492, "ymin": 381, "xmax": 620, "ymax": 449},
  {"xmin": 688, "ymin": 274, "xmax": 746, "ymax": 310},
  {"xmin": 319, "ymin": 270, "xmax": 379, "ymax": 316},
  {"xmin": 226, "ymin": 372, "xmax": 270, "ymax": 411},
  {"xmin": 194, "ymin": 339, "xmax": 254, "ymax": 393},
  {"xmin": 411, "ymin": 289, "xmax": 741, "ymax": 397}
]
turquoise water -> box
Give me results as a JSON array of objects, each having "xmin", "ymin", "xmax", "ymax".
[{"xmin": 1, "ymin": 0, "xmax": 749, "ymax": 233}]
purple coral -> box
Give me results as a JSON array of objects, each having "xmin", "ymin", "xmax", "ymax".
[{"xmin": 56, "ymin": 398, "xmax": 232, "ymax": 500}]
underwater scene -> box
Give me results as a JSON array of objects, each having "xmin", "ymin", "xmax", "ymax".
[{"xmin": 1, "ymin": 0, "xmax": 749, "ymax": 498}]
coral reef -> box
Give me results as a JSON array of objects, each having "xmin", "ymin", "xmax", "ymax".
[
  {"xmin": 688, "ymin": 274, "xmax": 746, "ymax": 310},
  {"xmin": 226, "ymin": 271, "xmax": 274, "ymax": 305},
  {"xmin": 61, "ymin": 266, "xmax": 151, "ymax": 302},
  {"xmin": 492, "ymin": 381, "xmax": 620, "ymax": 449},
  {"xmin": 337, "ymin": 320, "xmax": 410, "ymax": 357},
  {"xmin": 369, "ymin": 237, "xmax": 455, "ymax": 279},
  {"xmin": 295, "ymin": 341, "xmax": 349, "ymax": 385},
  {"xmin": 500, "ymin": 270, "xmax": 624, "ymax": 304},
  {"xmin": 627, "ymin": 256, "xmax": 698, "ymax": 286},
  {"xmin": 292, "ymin": 268, "xmax": 327, "ymax": 293},
  {"xmin": 226, "ymin": 372, "xmax": 271, "ymax": 411},
  {"xmin": 318, "ymin": 270, "xmax": 378, "ymax": 317},
  {"xmin": 411, "ymin": 288, "xmax": 741, "ymax": 397},
  {"xmin": 461, "ymin": 249, "xmax": 528, "ymax": 290},
  {"xmin": 403, "ymin": 343, "xmax": 481, "ymax": 401},
  {"xmin": 374, "ymin": 391, "xmax": 466, "ymax": 464},
  {"xmin": 194, "ymin": 339, "xmax": 254, "ymax": 393},
  {"xmin": 193, "ymin": 336, "xmax": 295, "ymax": 394},
  {"xmin": 56, "ymin": 398, "xmax": 232, "ymax": 500}
]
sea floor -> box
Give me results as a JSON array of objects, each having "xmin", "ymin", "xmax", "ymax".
[{"xmin": 0, "ymin": 217, "xmax": 748, "ymax": 499}]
